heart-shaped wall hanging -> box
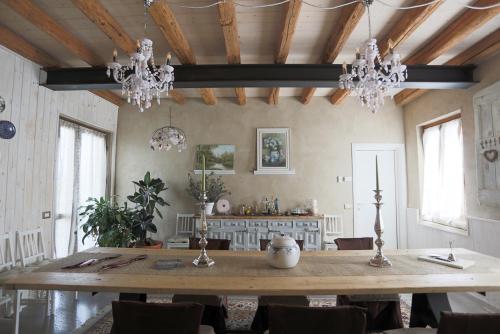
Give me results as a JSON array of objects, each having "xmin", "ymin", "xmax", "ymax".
[{"xmin": 484, "ymin": 149, "xmax": 498, "ymax": 163}]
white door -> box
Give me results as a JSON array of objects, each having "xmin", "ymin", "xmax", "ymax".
[{"xmin": 352, "ymin": 145, "xmax": 406, "ymax": 249}]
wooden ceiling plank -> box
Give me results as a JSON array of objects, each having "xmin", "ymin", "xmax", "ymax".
[
  {"xmin": 72, "ymin": 0, "xmax": 137, "ymax": 55},
  {"xmin": 395, "ymin": 0, "xmax": 500, "ymax": 106},
  {"xmin": 395, "ymin": 28, "xmax": 500, "ymax": 106},
  {"xmin": 149, "ymin": 0, "xmax": 217, "ymax": 105},
  {"xmin": 217, "ymin": 0, "xmax": 245, "ymax": 105},
  {"xmin": 0, "ymin": 24, "xmax": 58, "ymax": 68},
  {"xmin": 73, "ymin": 0, "xmax": 185, "ymax": 104},
  {"xmin": 329, "ymin": 0, "xmax": 443, "ymax": 105},
  {"xmin": 301, "ymin": 2, "xmax": 365, "ymax": 105},
  {"xmin": 6, "ymin": 0, "xmax": 103, "ymax": 67},
  {"xmin": 268, "ymin": 0, "xmax": 303, "ymax": 105},
  {"xmin": 168, "ymin": 90, "xmax": 186, "ymax": 105}
]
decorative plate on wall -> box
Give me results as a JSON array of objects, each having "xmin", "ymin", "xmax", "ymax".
[
  {"xmin": 0, "ymin": 120, "xmax": 16, "ymax": 139},
  {"xmin": 216, "ymin": 199, "xmax": 231, "ymax": 215}
]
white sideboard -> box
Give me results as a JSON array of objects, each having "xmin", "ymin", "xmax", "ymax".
[{"xmin": 195, "ymin": 215, "xmax": 323, "ymax": 251}]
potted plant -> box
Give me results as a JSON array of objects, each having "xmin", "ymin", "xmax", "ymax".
[
  {"xmin": 80, "ymin": 197, "xmax": 135, "ymax": 248},
  {"xmin": 187, "ymin": 173, "xmax": 230, "ymax": 215},
  {"xmin": 127, "ymin": 171, "xmax": 169, "ymax": 248}
]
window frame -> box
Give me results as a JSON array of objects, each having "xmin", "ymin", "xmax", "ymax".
[{"xmin": 417, "ymin": 111, "xmax": 468, "ymax": 236}]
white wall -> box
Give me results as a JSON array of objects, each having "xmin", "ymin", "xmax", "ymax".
[{"xmin": 0, "ymin": 46, "xmax": 118, "ymax": 258}]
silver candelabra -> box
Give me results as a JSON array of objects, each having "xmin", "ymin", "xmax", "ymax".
[
  {"xmin": 193, "ymin": 191, "xmax": 215, "ymax": 267},
  {"xmin": 369, "ymin": 188, "xmax": 392, "ymax": 267}
]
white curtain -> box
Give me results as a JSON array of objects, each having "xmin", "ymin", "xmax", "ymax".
[
  {"xmin": 54, "ymin": 120, "xmax": 108, "ymax": 258},
  {"xmin": 421, "ymin": 118, "xmax": 465, "ymax": 228}
]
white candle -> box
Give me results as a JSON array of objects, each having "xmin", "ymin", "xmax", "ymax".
[{"xmin": 375, "ymin": 155, "xmax": 380, "ymax": 191}]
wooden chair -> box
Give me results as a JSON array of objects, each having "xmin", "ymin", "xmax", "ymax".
[
  {"xmin": 166, "ymin": 214, "xmax": 195, "ymax": 249},
  {"xmin": 172, "ymin": 238, "xmax": 231, "ymax": 334},
  {"xmin": 335, "ymin": 237, "xmax": 403, "ymax": 331},
  {"xmin": 111, "ymin": 300, "xmax": 215, "ymax": 334},
  {"xmin": 0, "ymin": 234, "xmax": 15, "ymax": 315},
  {"xmin": 266, "ymin": 305, "xmax": 366, "ymax": 334},
  {"xmin": 323, "ymin": 214, "xmax": 343, "ymax": 250},
  {"xmin": 251, "ymin": 239, "xmax": 309, "ymax": 332}
]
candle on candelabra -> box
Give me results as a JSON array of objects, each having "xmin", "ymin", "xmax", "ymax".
[
  {"xmin": 201, "ymin": 154, "xmax": 206, "ymax": 193},
  {"xmin": 166, "ymin": 52, "xmax": 171, "ymax": 65},
  {"xmin": 112, "ymin": 49, "xmax": 117, "ymax": 62},
  {"xmin": 375, "ymin": 155, "xmax": 380, "ymax": 191},
  {"xmin": 136, "ymin": 39, "xmax": 141, "ymax": 52},
  {"xmin": 342, "ymin": 61, "xmax": 347, "ymax": 74}
]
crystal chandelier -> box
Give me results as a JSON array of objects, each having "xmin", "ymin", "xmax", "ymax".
[
  {"xmin": 107, "ymin": 0, "xmax": 174, "ymax": 112},
  {"xmin": 150, "ymin": 107, "xmax": 187, "ymax": 152},
  {"xmin": 339, "ymin": 0, "xmax": 407, "ymax": 113}
]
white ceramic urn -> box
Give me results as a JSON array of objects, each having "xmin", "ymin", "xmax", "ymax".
[{"xmin": 266, "ymin": 234, "xmax": 301, "ymax": 269}]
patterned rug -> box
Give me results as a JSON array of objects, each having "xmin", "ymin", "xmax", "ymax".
[{"xmin": 82, "ymin": 295, "xmax": 412, "ymax": 333}]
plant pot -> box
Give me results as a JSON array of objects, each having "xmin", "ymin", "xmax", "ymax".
[
  {"xmin": 135, "ymin": 240, "xmax": 163, "ymax": 249},
  {"xmin": 205, "ymin": 202, "xmax": 215, "ymax": 215}
]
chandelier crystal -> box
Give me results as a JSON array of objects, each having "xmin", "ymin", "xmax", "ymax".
[
  {"xmin": 339, "ymin": 0, "xmax": 407, "ymax": 113},
  {"xmin": 106, "ymin": 1, "xmax": 174, "ymax": 112},
  {"xmin": 150, "ymin": 108, "xmax": 187, "ymax": 152}
]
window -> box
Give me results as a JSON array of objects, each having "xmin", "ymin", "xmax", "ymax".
[
  {"xmin": 421, "ymin": 115, "xmax": 466, "ymax": 231},
  {"xmin": 54, "ymin": 119, "xmax": 108, "ymax": 258}
]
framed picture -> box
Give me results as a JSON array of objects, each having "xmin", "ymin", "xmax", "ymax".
[
  {"xmin": 255, "ymin": 128, "xmax": 294, "ymax": 174},
  {"xmin": 194, "ymin": 144, "xmax": 235, "ymax": 175}
]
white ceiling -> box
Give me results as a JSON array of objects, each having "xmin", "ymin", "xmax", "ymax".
[{"xmin": 0, "ymin": 0, "xmax": 498, "ymax": 99}]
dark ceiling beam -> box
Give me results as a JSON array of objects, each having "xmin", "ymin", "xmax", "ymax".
[{"xmin": 41, "ymin": 64, "xmax": 476, "ymax": 90}]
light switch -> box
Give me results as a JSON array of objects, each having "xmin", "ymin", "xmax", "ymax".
[{"xmin": 42, "ymin": 211, "xmax": 51, "ymax": 219}]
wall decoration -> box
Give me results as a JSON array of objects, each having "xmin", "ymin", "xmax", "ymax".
[
  {"xmin": 194, "ymin": 144, "xmax": 235, "ymax": 175},
  {"xmin": 0, "ymin": 96, "xmax": 5, "ymax": 113},
  {"xmin": 254, "ymin": 128, "xmax": 294, "ymax": 175},
  {"xmin": 474, "ymin": 80, "xmax": 500, "ymax": 207},
  {"xmin": 0, "ymin": 120, "xmax": 16, "ymax": 139}
]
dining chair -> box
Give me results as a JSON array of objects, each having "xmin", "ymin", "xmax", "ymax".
[
  {"xmin": 265, "ymin": 305, "xmax": 366, "ymax": 334},
  {"xmin": 0, "ymin": 233, "xmax": 15, "ymax": 315},
  {"xmin": 335, "ymin": 237, "xmax": 404, "ymax": 331},
  {"xmin": 166, "ymin": 214, "xmax": 195, "ymax": 249},
  {"xmin": 322, "ymin": 214, "xmax": 343, "ymax": 250},
  {"xmin": 111, "ymin": 300, "xmax": 215, "ymax": 334},
  {"xmin": 172, "ymin": 238, "xmax": 231, "ymax": 334},
  {"xmin": 251, "ymin": 239, "xmax": 308, "ymax": 332},
  {"xmin": 383, "ymin": 311, "xmax": 500, "ymax": 334}
]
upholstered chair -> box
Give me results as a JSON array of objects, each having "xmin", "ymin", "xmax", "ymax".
[{"xmin": 335, "ymin": 237, "xmax": 404, "ymax": 331}]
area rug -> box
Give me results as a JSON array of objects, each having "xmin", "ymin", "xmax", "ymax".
[{"xmin": 83, "ymin": 295, "xmax": 411, "ymax": 333}]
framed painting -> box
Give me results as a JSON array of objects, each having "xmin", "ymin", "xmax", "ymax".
[
  {"xmin": 255, "ymin": 128, "xmax": 294, "ymax": 174},
  {"xmin": 194, "ymin": 144, "xmax": 235, "ymax": 175}
]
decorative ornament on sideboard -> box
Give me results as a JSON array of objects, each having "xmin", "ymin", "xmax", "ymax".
[
  {"xmin": 339, "ymin": 0, "xmax": 407, "ymax": 113},
  {"xmin": 150, "ymin": 107, "xmax": 187, "ymax": 152},
  {"xmin": 107, "ymin": 0, "xmax": 174, "ymax": 112}
]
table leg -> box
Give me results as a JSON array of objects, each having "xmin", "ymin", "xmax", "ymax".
[
  {"xmin": 410, "ymin": 293, "xmax": 451, "ymax": 328},
  {"xmin": 12, "ymin": 290, "xmax": 20, "ymax": 334}
]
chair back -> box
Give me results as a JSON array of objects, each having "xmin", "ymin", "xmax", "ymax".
[
  {"xmin": 16, "ymin": 227, "xmax": 46, "ymax": 267},
  {"xmin": 268, "ymin": 305, "xmax": 366, "ymax": 334},
  {"xmin": 176, "ymin": 213, "xmax": 195, "ymax": 236},
  {"xmin": 260, "ymin": 239, "xmax": 304, "ymax": 251},
  {"xmin": 334, "ymin": 237, "xmax": 373, "ymax": 250},
  {"xmin": 323, "ymin": 215, "xmax": 343, "ymax": 243},
  {"xmin": 189, "ymin": 237, "xmax": 231, "ymax": 250},
  {"xmin": 0, "ymin": 233, "xmax": 14, "ymax": 272},
  {"xmin": 111, "ymin": 301, "xmax": 204, "ymax": 334},
  {"xmin": 437, "ymin": 311, "xmax": 500, "ymax": 334}
]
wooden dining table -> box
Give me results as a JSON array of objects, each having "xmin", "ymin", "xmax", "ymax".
[{"xmin": 5, "ymin": 247, "xmax": 500, "ymax": 334}]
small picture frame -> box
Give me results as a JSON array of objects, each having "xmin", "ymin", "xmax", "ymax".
[{"xmin": 255, "ymin": 128, "xmax": 294, "ymax": 175}]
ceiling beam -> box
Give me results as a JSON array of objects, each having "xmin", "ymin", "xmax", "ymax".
[
  {"xmin": 217, "ymin": 0, "xmax": 245, "ymax": 105},
  {"xmin": 395, "ymin": 28, "xmax": 500, "ymax": 106},
  {"xmin": 4, "ymin": 0, "xmax": 122, "ymax": 106},
  {"xmin": 329, "ymin": 0, "xmax": 443, "ymax": 105},
  {"xmin": 301, "ymin": 2, "xmax": 365, "ymax": 105},
  {"xmin": 0, "ymin": 24, "xmax": 58, "ymax": 68},
  {"xmin": 149, "ymin": 0, "xmax": 217, "ymax": 105},
  {"xmin": 72, "ymin": 0, "xmax": 185, "ymax": 104},
  {"xmin": 268, "ymin": 0, "xmax": 302, "ymax": 105},
  {"xmin": 41, "ymin": 64, "xmax": 476, "ymax": 90},
  {"xmin": 394, "ymin": 0, "xmax": 500, "ymax": 105}
]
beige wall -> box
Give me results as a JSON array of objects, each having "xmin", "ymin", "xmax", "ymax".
[
  {"xmin": 404, "ymin": 53, "xmax": 500, "ymax": 253},
  {"xmin": 115, "ymin": 96, "xmax": 405, "ymax": 241}
]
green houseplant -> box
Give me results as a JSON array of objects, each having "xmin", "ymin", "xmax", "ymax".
[
  {"xmin": 127, "ymin": 171, "xmax": 169, "ymax": 248},
  {"xmin": 187, "ymin": 172, "xmax": 230, "ymax": 215},
  {"xmin": 80, "ymin": 197, "xmax": 135, "ymax": 248}
]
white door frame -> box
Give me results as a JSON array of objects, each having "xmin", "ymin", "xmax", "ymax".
[{"xmin": 352, "ymin": 143, "xmax": 408, "ymax": 249}]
